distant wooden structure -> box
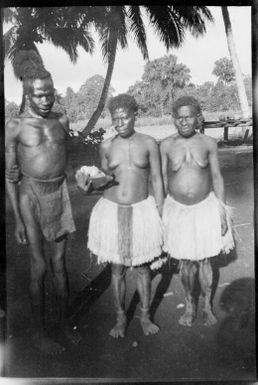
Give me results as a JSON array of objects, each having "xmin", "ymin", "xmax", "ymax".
[{"xmin": 200, "ymin": 118, "xmax": 253, "ymax": 143}]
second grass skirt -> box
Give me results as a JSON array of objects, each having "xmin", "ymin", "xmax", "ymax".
[
  {"xmin": 87, "ymin": 196, "xmax": 163, "ymax": 267},
  {"xmin": 162, "ymin": 192, "xmax": 235, "ymax": 261}
]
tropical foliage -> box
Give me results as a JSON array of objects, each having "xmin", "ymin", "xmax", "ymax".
[
  {"xmin": 4, "ymin": 7, "xmax": 94, "ymax": 113},
  {"xmin": 213, "ymin": 57, "xmax": 235, "ymax": 84},
  {"xmin": 60, "ymin": 75, "xmax": 115, "ymax": 122},
  {"xmin": 127, "ymin": 55, "xmax": 251, "ymax": 115},
  {"xmin": 128, "ymin": 55, "xmax": 191, "ymax": 116},
  {"xmin": 4, "ymin": 6, "xmax": 214, "ymax": 131},
  {"xmin": 5, "ymin": 100, "xmax": 20, "ymax": 120},
  {"xmin": 4, "ymin": 7, "xmax": 94, "ymax": 70},
  {"xmin": 79, "ymin": 5, "xmax": 214, "ymax": 134},
  {"xmin": 5, "ymin": 54, "xmax": 251, "ymax": 122}
]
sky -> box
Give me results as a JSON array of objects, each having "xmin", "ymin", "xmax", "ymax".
[{"xmin": 3, "ymin": 6, "xmax": 252, "ymax": 104}]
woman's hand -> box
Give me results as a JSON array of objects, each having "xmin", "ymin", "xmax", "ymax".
[{"xmin": 75, "ymin": 170, "xmax": 93, "ymax": 194}]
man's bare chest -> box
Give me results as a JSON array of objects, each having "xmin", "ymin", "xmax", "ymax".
[{"xmin": 19, "ymin": 119, "xmax": 66, "ymax": 148}]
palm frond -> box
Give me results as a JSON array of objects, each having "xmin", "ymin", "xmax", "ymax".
[
  {"xmin": 172, "ymin": 6, "xmax": 214, "ymax": 37},
  {"xmin": 98, "ymin": 26, "xmax": 111, "ymax": 63},
  {"xmin": 126, "ymin": 6, "xmax": 148, "ymax": 60},
  {"xmin": 44, "ymin": 27, "xmax": 94, "ymax": 63},
  {"xmin": 96, "ymin": 6, "xmax": 127, "ymax": 62},
  {"xmin": 16, "ymin": 7, "xmax": 34, "ymax": 26},
  {"xmin": 115, "ymin": 6, "xmax": 128, "ymax": 50},
  {"xmin": 144, "ymin": 6, "xmax": 185, "ymax": 49}
]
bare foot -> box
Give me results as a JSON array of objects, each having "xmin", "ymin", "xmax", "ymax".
[
  {"xmin": 109, "ymin": 312, "xmax": 126, "ymax": 338},
  {"xmin": 62, "ymin": 325, "xmax": 82, "ymax": 344},
  {"xmin": 32, "ymin": 331, "xmax": 65, "ymax": 355},
  {"xmin": 178, "ymin": 311, "xmax": 196, "ymax": 327},
  {"xmin": 203, "ymin": 310, "xmax": 217, "ymax": 327},
  {"xmin": 140, "ymin": 309, "xmax": 159, "ymax": 336}
]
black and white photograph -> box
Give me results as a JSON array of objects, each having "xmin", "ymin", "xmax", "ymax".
[{"xmin": 1, "ymin": 4, "xmax": 256, "ymax": 382}]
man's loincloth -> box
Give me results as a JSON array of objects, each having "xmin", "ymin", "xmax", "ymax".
[
  {"xmin": 19, "ymin": 174, "xmax": 76, "ymax": 242},
  {"xmin": 87, "ymin": 196, "xmax": 163, "ymax": 267},
  {"xmin": 162, "ymin": 192, "xmax": 235, "ymax": 261}
]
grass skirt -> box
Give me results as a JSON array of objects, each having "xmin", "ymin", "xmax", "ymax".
[
  {"xmin": 162, "ymin": 192, "xmax": 235, "ymax": 261},
  {"xmin": 87, "ymin": 196, "xmax": 163, "ymax": 267}
]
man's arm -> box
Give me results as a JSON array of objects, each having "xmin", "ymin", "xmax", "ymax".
[
  {"xmin": 148, "ymin": 138, "xmax": 164, "ymax": 216},
  {"xmin": 5, "ymin": 120, "xmax": 28, "ymax": 244},
  {"xmin": 59, "ymin": 114, "xmax": 70, "ymax": 134},
  {"xmin": 159, "ymin": 139, "xmax": 169, "ymax": 196}
]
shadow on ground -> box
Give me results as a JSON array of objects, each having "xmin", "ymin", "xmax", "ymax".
[
  {"xmin": 216, "ymin": 277, "xmax": 256, "ymax": 369},
  {"xmin": 69, "ymin": 254, "xmax": 177, "ymax": 330}
]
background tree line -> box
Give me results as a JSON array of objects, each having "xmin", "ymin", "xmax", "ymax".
[
  {"xmin": 5, "ymin": 55, "xmax": 251, "ymax": 122},
  {"xmin": 4, "ymin": 6, "xmax": 214, "ymax": 136},
  {"xmin": 127, "ymin": 55, "xmax": 251, "ymax": 117}
]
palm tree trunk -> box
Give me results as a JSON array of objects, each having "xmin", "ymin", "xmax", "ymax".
[
  {"xmin": 221, "ymin": 6, "xmax": 250, "ymax": 119},
  {"xmin": 81, "ymin": 33, "xmax": 118, "ymax": 138}
]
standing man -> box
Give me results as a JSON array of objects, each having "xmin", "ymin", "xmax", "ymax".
[
  {"xmin": 77, "ymin": 94, "xmax": 164, "ymax": 338},
  {"xmin": 5, "ymin": 55, "xmax": 79, "ymax": 354},
  {"xmin": 160, "ymin": 96, "xmax": 235, "ymax": 327}
]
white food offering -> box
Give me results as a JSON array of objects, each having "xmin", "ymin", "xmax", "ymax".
[{"xmin": 79, "ymin": 165, "xmax": 105, "ymax": 178}]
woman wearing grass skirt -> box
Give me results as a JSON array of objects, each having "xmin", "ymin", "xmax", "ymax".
[
  {"xmin": 76, "ymin": 94, "xmax": 164, "ymax": 338},
  {"xmin": 160, "ymin": 96, "xmax": 235, "ymax": 327}
]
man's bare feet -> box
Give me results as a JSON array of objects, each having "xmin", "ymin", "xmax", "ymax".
[
  {"xmin": 109, "ymin": 311, "xmax": 126, "ymax": 338},
  {"xmin": 140, "ymin": 308, "xmax": 159, "ymax": 336},
  {"xmin": 203, "ymin": 309, "xmax": 217, "ymax": 327},
  {"xmin": 32, "ymin": 331, "xmax": 65, "ymax": 355}
]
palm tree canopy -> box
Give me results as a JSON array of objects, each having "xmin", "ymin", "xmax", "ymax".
[
  {"xmin": 82, "ymin": 6, "xmax": 213, "ymax": 61},
  {"xmin": 4, "ymin": 5, "xmax": 214, "ymax": 78},
  {"xmin": 4, "ymin": 7, "xmax": 94, "ymax": 77},
  {"xmin": 4, "ymin": 6, "xmax": 214, "ymax": 130},
  {"xmin": 77, "ymin": 5, "xmax": 214, "ymax": 135}
]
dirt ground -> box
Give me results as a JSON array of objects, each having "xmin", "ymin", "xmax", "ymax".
[{"xmin": 2, "ymin": 143, "xmax": 256, "ymax": 382}]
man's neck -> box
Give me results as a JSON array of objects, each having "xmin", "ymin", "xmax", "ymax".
[{"xmin": 27, "ymin": 107, "xmax": 48, "ymax": 119}]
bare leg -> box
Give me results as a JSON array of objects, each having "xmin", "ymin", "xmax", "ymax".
[
  {"xmin": 199, "ymin": 258, "xmax": 217, "ymax": 326},
  {"xmin": 109, "ymin": 264, "xmax": 127, "ymax": 338},
  {"xmin": 20, "ymin": 196, "xmax": 65, "ymax": 355},
  {"xmin": 51, "ymin": 237, "xmax": 82, "ymax": 344},
  {"xmin": 136, "ymin": 264, "xmax": 159, "ymax": 335},
  {"xmin": 179, "ymin": 261, "xmax": 198, "ymax": 327}
]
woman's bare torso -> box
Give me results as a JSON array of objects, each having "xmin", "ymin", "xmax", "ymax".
[
  {"xmin": 103, "ymin": 134, "xmax": 150, "ymax": 205},
  {"xmin": 167, "ymin": 134, "xmax": 212, "ymax": 205}
]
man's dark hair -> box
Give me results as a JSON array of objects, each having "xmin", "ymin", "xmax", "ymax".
[
  {"xmin": 172, "ymin": 96, "xmax": 201, "ymax": 117},
  {"xmin": 13, "ymin": 50, "xmax": 53, "ymax": 94},
  {"xmin": 108, "ymin": 94, "xmax": 138, "ymax": 115},
  {"xmin": 23, "ymin": 70, "xmax": 53, "ymax": 94}
]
